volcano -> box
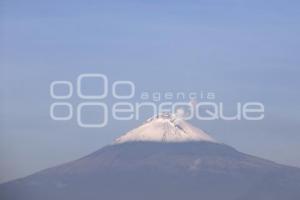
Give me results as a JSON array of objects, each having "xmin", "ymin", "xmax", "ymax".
[{"xmin": 1, "ymin": 114, "xmax": 300, "ymax": 200}]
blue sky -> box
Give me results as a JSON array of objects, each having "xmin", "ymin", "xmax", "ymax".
[{"xmin": 1, "ymin": 0, "xmax": 300, "ymax": 183}]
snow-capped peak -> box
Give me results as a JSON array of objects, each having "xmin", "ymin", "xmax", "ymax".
[{"xmin": 114, "ymin": 113, "xmax": 216, "ymax": 144}]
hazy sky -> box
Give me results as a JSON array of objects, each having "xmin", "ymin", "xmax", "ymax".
[{"xmin": 1, "ymin": 0, "xmax": 300, "ymax": 183}]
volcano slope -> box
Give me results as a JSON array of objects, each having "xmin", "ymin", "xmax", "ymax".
[{"xmin": 1, "ymin": 141, "xmax": 300, "ymax": 200}]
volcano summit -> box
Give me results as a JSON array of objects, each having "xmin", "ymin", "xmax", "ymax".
[{"xmin": 115, "ymin": 113, "xmax": 215, "ymax": 144}]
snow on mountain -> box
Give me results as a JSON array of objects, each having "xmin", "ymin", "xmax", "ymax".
[{"xmin": 114, "ymin": 113, "xmax": 216, "ymax": 144}]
